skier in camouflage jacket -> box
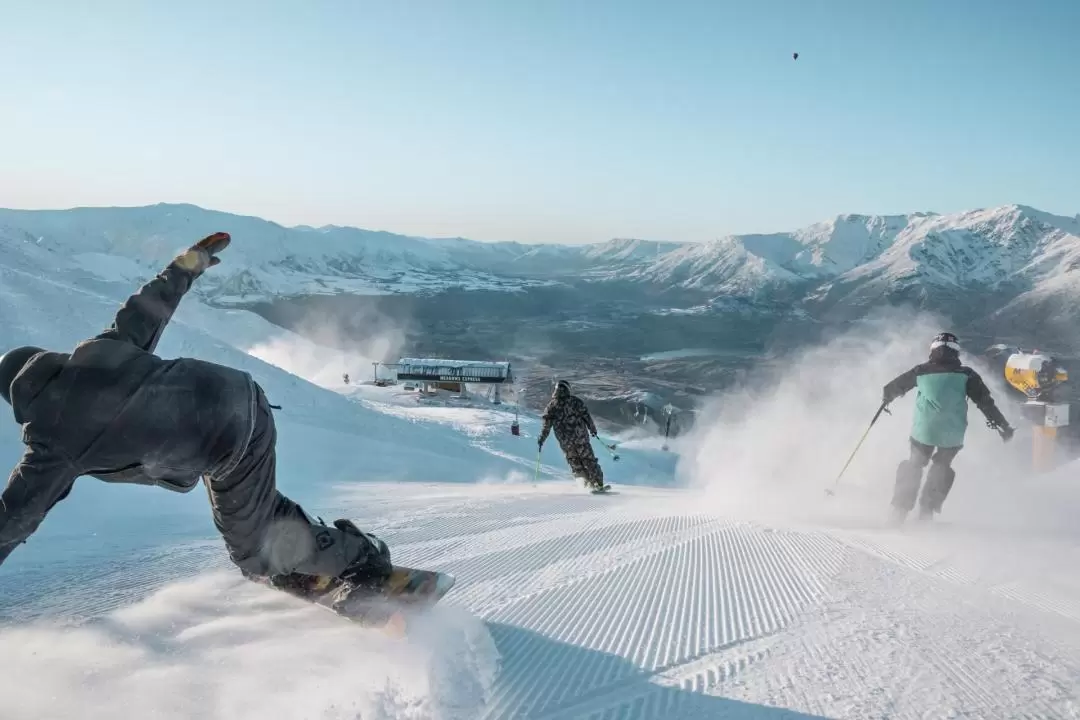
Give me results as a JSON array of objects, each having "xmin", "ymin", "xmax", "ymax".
[{"xmin": 538, "ymin": 380, "xmax": 605, "ymax": 489}]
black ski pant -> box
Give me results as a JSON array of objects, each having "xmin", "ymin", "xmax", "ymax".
[
  {"xmin": 204, "ymin": 384, "xmax": 389, "ymax": 579},
  {"xmin": 891, "ymin": 438, "xmax": 961, "ymax": 514}
]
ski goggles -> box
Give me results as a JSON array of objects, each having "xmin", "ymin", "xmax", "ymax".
[{"xmin": 930, "ymin": 338, "xmax": 961, "ymax": 352}]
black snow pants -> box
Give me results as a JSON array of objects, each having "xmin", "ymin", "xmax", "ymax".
[
  {"xmin": 891, "ymin": 438, "xmax": 962, "ymax": 515},
  {"xmin": 204, "ymin": 384, "xmax": 390, "ymax": 580}
]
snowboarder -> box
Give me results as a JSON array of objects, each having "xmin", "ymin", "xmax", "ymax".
[
  {"xmin": 538, "ymin": 380, "xmax": 605, "ymax": 490},
  {"xmin": 0, "ymin": 232, "xmax": 393, "ymax": 599},
  {"xmin": 882, "ymin": 332, "xmax": 1015, "ymax": 522}
]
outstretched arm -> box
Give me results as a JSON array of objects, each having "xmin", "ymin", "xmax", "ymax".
[
  {"xmin": 95, "ymin": 262, "xmax": 198, "ymax": 352},
  {"xmin": 964, "ymin": 368, "xmax": 1010, "ymax": 429},
  {"xmin": 0, "ymin": 444, "xmax": 77, "ymax": 569},
  {"xmin": 538, "ymin": 403, "xmax": 556, "ymax": 446},
  {"xmin": 95, "ymin": 232, "xmax": 230, "ymax": 353},
  {"xmin": 883, "ymin": 366, "xmax": 919, "ymax": 404}
]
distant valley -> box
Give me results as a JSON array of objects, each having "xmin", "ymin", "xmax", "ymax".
[{"xmin": 3, "ymin": 202, "xmax": 1080, "ymax": 435}]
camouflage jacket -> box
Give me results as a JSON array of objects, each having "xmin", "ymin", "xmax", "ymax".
[{"xmin": 539, "ymin": 392, "xmax": 597, "ymax": 446}]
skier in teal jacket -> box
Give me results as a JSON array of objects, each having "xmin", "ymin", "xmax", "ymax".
[{"xmin": 882, "ymin": 332, "xmax": 1014, "ymax": 521}]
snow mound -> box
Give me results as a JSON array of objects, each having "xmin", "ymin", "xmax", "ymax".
[{"xmin": 0, "ymin": 570, "xmax": 498, "ymax": 720}]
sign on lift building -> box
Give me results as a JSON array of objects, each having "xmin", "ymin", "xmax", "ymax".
[{"xmin": 394, "ymin": 358, "xmax": 513, "ymax": 396}]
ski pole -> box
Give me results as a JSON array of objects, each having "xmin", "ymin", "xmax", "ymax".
[
  {"xmin": 825, "ymin": 401, "xmax": 890, "ymax": 497},
  {"xmin": 596, "ymin": 437, "xmax": 620, "ymax": 461},
  {"xmin": 533, "ymin": 450, "xmax": 541, "ymax": 483}
]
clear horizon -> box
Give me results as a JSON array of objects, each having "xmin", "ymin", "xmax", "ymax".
[
  {"xmin": 2, "ymin": 1, "xmax": 1078, "ymax": 245},
  {"xmin": 2, "ymin": 199, "xmax": 1077, "ymax": 248}
]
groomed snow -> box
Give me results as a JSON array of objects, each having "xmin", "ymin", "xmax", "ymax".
[
  {"xmin": 3, "ymin": 231, "xmax": 1080, "ymax": 718},
  {"xmin": 5, "ymin": 478, "xmax": 1080, "ymax": 718}
]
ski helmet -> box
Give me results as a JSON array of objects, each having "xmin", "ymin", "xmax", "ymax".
[
  {"xmin": 0, "ymin": 346, "xmax": 44, "ymax": 406},
  {"xmin": 929, "ymin": 332, "xmax": 961, "ymax": 353}
]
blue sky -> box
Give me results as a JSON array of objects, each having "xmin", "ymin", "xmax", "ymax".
[{"xmin": 1, "ymin": 1, "xmax": 1077, "ymax": 244}]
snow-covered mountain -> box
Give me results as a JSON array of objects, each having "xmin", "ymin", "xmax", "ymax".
[
  {"xmin": 0, "ymin": 204, "xmax": 558, "ymax": 302},
  {"xmin": 0, "ymin": 204, "xmax": 681, "ymax": 303},
  {"xmin": 3, "ymin": 202, "xmax": 1080, "ymax": 337},
  {"xmin": 623, "ymin": 205, "xmax": 1080, "ymax": 306}
]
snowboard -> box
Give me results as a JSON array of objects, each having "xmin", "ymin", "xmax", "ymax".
[
  {"xmin": 589, "ymin": 484, "xmax": 612, "ymax": 494},
  {"xmin": 256, "ymin": 565, "xmax": 456, "ymax": 636}
]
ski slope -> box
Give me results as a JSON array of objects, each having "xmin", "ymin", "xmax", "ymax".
[
  {"xmin": 5, "ymin": 477, "xmax": 1080, "ymax": 719},
  {"xmin": 3, "ymin": 239, "xmax": 1080, "ymax": 718}
]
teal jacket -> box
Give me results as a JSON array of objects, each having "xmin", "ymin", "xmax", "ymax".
[{"xmin": 884, "ymin": 357, "xmax": 1007, "ymax": 449}]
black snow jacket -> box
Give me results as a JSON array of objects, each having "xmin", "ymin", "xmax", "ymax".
[{"xmin": 0, "ymin": 259, "xmax": 257, "ymax": 567}]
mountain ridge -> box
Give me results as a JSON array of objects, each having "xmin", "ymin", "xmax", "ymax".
[{"xmin": 3, "ymin": 202, "xmax": 1080, "ymax": 344}]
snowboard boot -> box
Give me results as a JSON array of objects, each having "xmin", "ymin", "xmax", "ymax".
[
  {"xmin": 258, "ymin": 517, "xmax": 392, "ymax": 602},
  {"xmin": 918, "ymin": 464, "xmax": 956, "ymax": 518},
  {"xmin": 335, "ymin": 519, "xmax": 393, "ymax": 590},
  {"xmin": 890, "ymin": 459, "xmax": 923, "ymax": 519}
]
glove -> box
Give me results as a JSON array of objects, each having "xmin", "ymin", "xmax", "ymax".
[
  {"xmin": 175, "ymin": 231, "xmax": 231, "ymax": 275},
  {"xmin": 987, "ymin": 419, "xmax": 1015, "ymax": 442}
]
